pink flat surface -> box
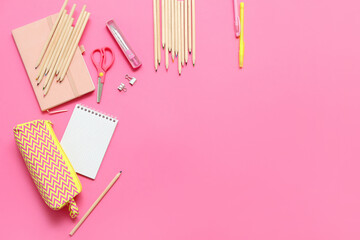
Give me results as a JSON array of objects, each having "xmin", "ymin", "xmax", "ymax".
[{"xmin": 1, "ymin": 0, "xmax": 360, "ymax": 239}]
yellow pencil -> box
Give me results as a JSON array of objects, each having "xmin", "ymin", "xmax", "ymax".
[{"xmin": 239, "ymin": 2, "xmax": 244, "ymax": 68}]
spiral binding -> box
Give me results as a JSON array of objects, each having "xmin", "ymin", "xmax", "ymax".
[{"xmin": 76, "ymin": 104, "xmax": 118, "ymax": 123}]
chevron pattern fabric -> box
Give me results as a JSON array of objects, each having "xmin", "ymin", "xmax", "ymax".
[
  {"xmin": 14, "ymin": 120, "xmax": 79, "ymax": 216},
  {"xmin": 68, "ymin": 198, "xmax": 79, "ymax": 218}
]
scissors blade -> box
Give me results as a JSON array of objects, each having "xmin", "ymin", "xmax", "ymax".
[{"xmin": 97, "ymin": 77, "xmax": 103, "ymax": 103}]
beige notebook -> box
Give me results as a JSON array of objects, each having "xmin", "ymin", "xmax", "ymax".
[{"xmin": 12, "ymin": 14, "xmax": 95, "ymax": 111}]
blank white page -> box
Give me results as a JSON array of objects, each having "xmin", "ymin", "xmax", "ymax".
[{"xmin": 61, "ymin": 104, "xmax": 118, "ymax": 179}]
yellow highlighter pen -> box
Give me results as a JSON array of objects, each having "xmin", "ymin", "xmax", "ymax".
[{"xmin": 239, "ymin": 2, "xmax": 244, "ymax": 68}]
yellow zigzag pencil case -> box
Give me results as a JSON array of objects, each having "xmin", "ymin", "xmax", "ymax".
[{"xmin": 13, "ymin": 120, "xmax": 82, "ymax": 218}]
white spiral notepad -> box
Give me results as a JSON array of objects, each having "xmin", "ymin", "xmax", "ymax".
[{"xmin": 61, "ymin": 104, "xmax": 118, "ymax": 179}]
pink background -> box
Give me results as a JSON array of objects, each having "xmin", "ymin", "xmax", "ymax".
[{"xmin": 1, "ymin": 0, "xmax": 360, "ymax": 239}]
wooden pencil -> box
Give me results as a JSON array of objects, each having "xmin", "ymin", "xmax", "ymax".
[
  {"xmin": 42, "ymin": 21, "xmax": 74, "ymax": 90},
  {"xmin": 178, "ymin": 0, "xmax": 181, "ymax": 58},
  {"xmin": 153, "ymin": 0, "xmax": 158, "ymax": 71},
  {"xmin": 180, "ymin": 1, "xmax": 184, "ymax": 66},
  {"xmin": 55, "ymin": 8, "xmax": 85, "ymax": 84},
  {"xmin": 35, "ymin": 8, "xmax": 66, "ymax": 72},
  {"xmin": 156, "ymin": 0, "xmax": 161, "ymax": 64},
  {"xmin": 36, "ymin": 12, "xmax": 68, "ymax": 82},
  {"xmin": 42, "ymin": 14, "xmax": 69, "ymax": 75},
  {"xmin": 192, "ymin": 0, "xmax": 195, "ymax": 66},
  {"xmin": 188, "ymin": 0, "xmax": 192, "ymax": 53},
  {"xmin": 161, "ymin": 0, "xmax": 165, "ymax": 48},
  {"xmin": 174, "ymin": 0, "xmax": 178, "ymax": 56},
  {"xmin": 69, "ymin": 172, "xmax": 122, "ymax": 236},
  {"xmin": 165, "ymin": 0, "xmax": 169, "ymax": 69},
  {"xmin": 171, "ymin": 0, "xmax": 175, "ymax": 61},
  {"xmin": 44, "ymin": 4, "xmax": 76, "ymax": 76},
  {"xmin": 168, "ymin": 0, "xmax": 172, "ymax": 52},
  {"xmin": 177, "ymin": 1, "xmax": 181, "ymax": 75},
  {"xmin": 35, "ymin": 0, "xmax": 68, "ymax": 69},
  {"xmin": 57, "ymin": 12, "xmax": 90, "ymax": 85},
  {"xmin": 57, "ymin": 7, "xmax": 86, "ymax": 80},
  {"xmin": 54, "ymin": 26, "xmax": 74, "ymax": 77},
  {"xmin": 184, "ymin": 0, "xmax": 188, "ymax": 64},
  {"xmin": 56, "ymin": 5, "xmax": 87, "ymax": 76},
  {"xmin": 164, "ymin": 0, "xmax": 167, "ymax": 49}
]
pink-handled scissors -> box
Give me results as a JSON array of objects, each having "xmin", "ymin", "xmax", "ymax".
[{"xmin": 91, "ymin": 47, "xmax": 115, "ymax": 103}]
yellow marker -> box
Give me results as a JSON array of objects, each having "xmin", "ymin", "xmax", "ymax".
[{"xmin": 239, "ymin": 2, "xmax": 244, "ymax": 68}]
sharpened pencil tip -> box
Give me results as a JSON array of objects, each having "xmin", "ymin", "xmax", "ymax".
[
  {"xmin": 120, "ymin": 171, "xmax": 122, "ymax": 173},
  {"xmin": 37, "ymin": 83, "xmax": 40, "ymax": 86}
]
